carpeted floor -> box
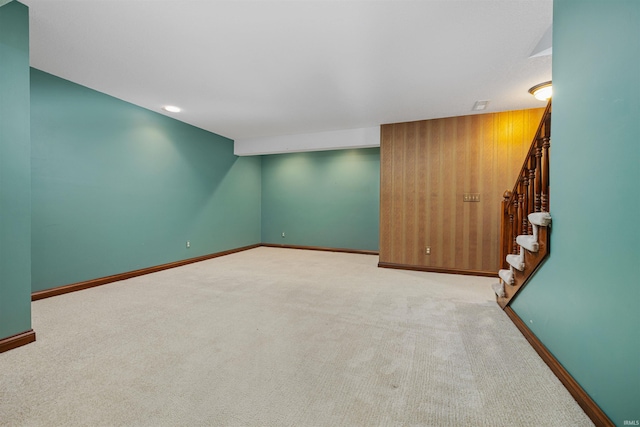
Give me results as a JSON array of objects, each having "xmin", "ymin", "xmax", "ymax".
[{"xmin": 0, "ymin": 247, "xmax": 593, "ymax": 426}]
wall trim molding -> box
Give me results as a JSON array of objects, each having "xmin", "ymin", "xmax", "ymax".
[
  {"xmin": 0, "ymin": 329, "xmax": 36, "ymax": 353},
  {"xmin": 504, "ymin": 307, "xmax": 614, "ymax": 427},
  {"xmin": 378, "ymin": 262, "xmax": 496, "ymax": 277},
  {"xmin": 32, "ymin": 244, "xmax": 261, "ymax": 301},
  {"xmin": 261, "ymin": 243, "xmax": 378, "ymax": 256},
  {"xmin": 31, "ymin": 243, "xmax": 376, "ymax": 302}
]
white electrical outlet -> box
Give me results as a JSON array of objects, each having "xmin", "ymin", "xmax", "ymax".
[
  {"xmin": 425, "ymin": 246, "xmax": 431, "ymax": 255},
  {"xmin": 186, "ymin": 241, "xmax": 190, "ymax": 248},
  {"xmin": 281, "ymin": 232, "xmax": 285, "ymax": 238}
]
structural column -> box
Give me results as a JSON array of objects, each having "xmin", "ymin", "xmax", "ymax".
[{"xmin": 0, "ymin": 0, "xmax": 34, "ymax": 352}]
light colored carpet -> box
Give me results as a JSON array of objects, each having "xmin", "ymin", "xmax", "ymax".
[{"xmin": 0, "ymin": 247, "xmax": 593, "ymax": 426}]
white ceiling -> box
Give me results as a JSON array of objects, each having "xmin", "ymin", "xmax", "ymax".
[{"xmin": 21, "ymin": 0, "xmax": 553, "ymax": 141}]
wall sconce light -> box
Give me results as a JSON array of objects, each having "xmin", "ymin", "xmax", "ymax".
[{"xmin": 528, "ymin": 81, "xmax": 552, "ymax": 101}]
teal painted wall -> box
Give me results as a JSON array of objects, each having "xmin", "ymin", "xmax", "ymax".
[
  {"xmin": 261, "ymin": 149, "xmax": 379, "ymax": 251},
  {"xmin": 0, "ymin": 1, "xmax": 32, "ymax": 339},
  {"xmin": 511, "ymin": 0, "xmax": 640, "ymax": 424},
  {"xmin": 31, "ymin": 69, "xmax": 261, "ymax": 292}
]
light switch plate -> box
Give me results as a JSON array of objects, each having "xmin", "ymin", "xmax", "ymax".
[{"xmin": 463, "ymin": 193, "xmax": 480, "ymax": 202}]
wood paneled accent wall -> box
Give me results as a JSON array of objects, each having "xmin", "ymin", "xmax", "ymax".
[{"xmin": 379, "ymin": 108, "xmax": 544, "ymax": 275}]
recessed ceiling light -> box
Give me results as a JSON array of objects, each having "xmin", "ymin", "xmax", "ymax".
[
  {"xmin": 472, "ymin": 100, "xmax": 490, "ymax": 111},
  {"xmin": 162, "ymin": 105, "xmax": 181, "ymax": 113}
]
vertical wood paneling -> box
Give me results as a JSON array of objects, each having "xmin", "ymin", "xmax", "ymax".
[
  {"xmin": 391, "ymin": 124, "xmax": 405, "ymax": 262},
  {"xmin": 465, "ymin": 116, "xmax": 483, "ymax": 270},
  {"xmin": 431, "ymin": 120, "xmax": 442, "ymax": 267},
  {"xmin": 482, "ymin": 113, "xmax": 498, "ymax": 271},
  {"xmin": 443, "ymin": 119, "xmax": 455, "ymax": 266},
  {"xmin": 379, "ymin": 125, "xmax": 393, "ymax": 263},
  {"xmin": 427, "ymin": 121, "xmax": 438, "ymax": 267},
  {"xmin": 404, "ymin": 123, "xmax": 417, "ymax": 265},
  {"xmin": 417, "ymin": 121, "xmax": 428, "ymax": 263},
  {"xmin": 379, "ymin": 108, "xmax": 544, "ymax": 273},
  {"xmin": 453, "ymin": 117, "xmax": 465, "ymax": 268}
]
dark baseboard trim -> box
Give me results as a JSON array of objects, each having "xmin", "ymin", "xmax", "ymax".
[
  {"xmin": 504, "ymin": 307, "xmax": 614, "ymax": 427},
  {"xmin": 261, "ymin": 243, "xmax": 379, "ymax": 256},
  {"xmin": 32, "ymin": 244, "xmax": 261, "ymax": 301},
  {"xmin": 378, "ymin": 262, "xmax": 496, "ymax": 277},
  {"xmin": 0, "ymin": 329, "xmax": 36, "ymax": 353}
]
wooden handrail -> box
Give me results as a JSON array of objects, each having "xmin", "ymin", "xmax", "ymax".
[{"xmin": 500, "ymin": 101, "xmax": 551, "ymax": 270}]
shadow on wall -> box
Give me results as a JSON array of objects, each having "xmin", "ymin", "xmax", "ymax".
[{"xmin": 30, "ymin": 69, "xmax": 261, "ymax": 293}]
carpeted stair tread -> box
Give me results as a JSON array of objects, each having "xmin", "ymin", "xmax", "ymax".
[
  {"xmin": 506, "ymin": 253, "xmax": 525, "ymax": 271},
  {"xmin": 492, "ymin": 282, "xmax": 505, "ymax": 298},
  {"xmin": 516, "ymin": 234, "xmax": 539, "ymax": 252},
  {"xmin": 528, "ymin": 211, "xmax": 552, "ymax": 227},
  {"xmin": 499, "ymin": 268, "xmax": 514, "ymax": 285}
]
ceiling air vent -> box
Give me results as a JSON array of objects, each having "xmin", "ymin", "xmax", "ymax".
[{"xmin": 472, "ymin": 100, "xmax": 490, "ymax": 111}]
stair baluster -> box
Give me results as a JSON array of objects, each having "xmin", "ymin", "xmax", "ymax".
[
  {"xmin": 511, "ymin": 197, "xmax": 518, "ymax": 255},
  {"xmin": 534, "ymin": 138, "xmax": 543, "ymax": 213},
  {"xmin": 527, "ymin": 156, "xmax": 536, "ymax": 234},
  {"xmin": 541, "ymin": 114, "xmax": 551, "ymax": 212},
  {"xmin": 517, "ymin": 190, "xmax": 524, "ymax": 244}
]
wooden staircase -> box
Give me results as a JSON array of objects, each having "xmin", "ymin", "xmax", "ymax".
[{"xmin": 494, "ymin": 101, "xmax": 552, "ymax": 308}]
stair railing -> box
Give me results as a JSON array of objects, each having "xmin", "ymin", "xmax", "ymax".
[
  {"xmin": 500, "ymin": 101, "xmax": 551, "ymax": 270},
  {"xmin": 495, "ymin": 101, "xmax": 552, "ymax": 308}
]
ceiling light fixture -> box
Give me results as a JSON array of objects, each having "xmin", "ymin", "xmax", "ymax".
[
  {"xmin": 162, "ymin": 105, "xmax": 181, "ymax": 113},
  {"xmin": 528, "ymin": 81, "xmax": 552, "ymax": 101}
]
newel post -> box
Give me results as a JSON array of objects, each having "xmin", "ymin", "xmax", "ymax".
[{"xmin": 499, "ymin": 190, "xmax": 512, "ymax": 269}]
